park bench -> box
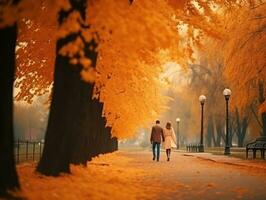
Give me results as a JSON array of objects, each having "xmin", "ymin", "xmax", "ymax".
[
  {"xmin": 246, "ymin": 137, "xmax": 266, "ymax": 159},
  {"xmin": 186, "ymin": 144, "xmax": 203, "ymax": 152}
]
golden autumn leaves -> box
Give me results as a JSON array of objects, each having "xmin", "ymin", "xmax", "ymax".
[{"xmin": 5, "ymin": 0, "xmax": 266, "ymax": 138}]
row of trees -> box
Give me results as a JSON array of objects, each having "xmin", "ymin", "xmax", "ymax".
[
  {"xmin": 1, "ymin": 0, "xmax": 265, "ymax": 197},
  {"xmin": 163, "ymin": 0, "xmax": 266, "ymax": 147},
  {"xmin": 0, "ymin": 0, "xmax": 118, "ymax": 197},
  {"xmin": 186, "ymin": 61, "xmax": 252, "ymax": 147},
  {"xmin": 201, "ymin": 1, "xmax": 266, "ymax": 146},
  {"xmin": 0, "ymin": 0, "xmax": 181, "ymax": 197}
]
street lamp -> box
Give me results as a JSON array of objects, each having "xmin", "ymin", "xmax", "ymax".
[
  {"xmin": 223, "ymin": 88, "xmax": 232, "ymax": 155},
  {"xmin": 199, "ymin": 95, "xmax": 206, "ymax": 152},
  {"xmin": 176, "ymin": 118, "xmax": 180, "ymax": 149}
]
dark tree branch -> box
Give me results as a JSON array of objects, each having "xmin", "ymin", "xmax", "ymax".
[{"xmin": 250, "ymin": 104, "xmax": 263, "ymax": 129}]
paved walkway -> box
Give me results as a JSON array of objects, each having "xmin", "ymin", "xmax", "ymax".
[
  {"xmin": 17, "ymin": 150, "xmax": 266, "ymax": 200},
  {"xmin": 124, "ymin": 150, "xmax": 266, "ymax": 200}
]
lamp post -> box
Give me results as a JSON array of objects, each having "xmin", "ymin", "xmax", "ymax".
[
  {"xmin": 223, "ymin": 88, "xmax": 232, "ymax": 155},
  {"xmin": 176, "ymin": 118, "xmax": 180, "ymax": 149},
  {"xmin": 199, "ymin": 95, "xmax": 206, "ymax": 152}
]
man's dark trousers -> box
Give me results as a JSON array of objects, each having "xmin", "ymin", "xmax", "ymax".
[{"xmin": 152, "ymin": 142, "xmax": 160, "ymax": 161}]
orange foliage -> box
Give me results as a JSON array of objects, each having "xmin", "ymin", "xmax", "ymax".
[
  {"xmin": 219, "ymin": 2, "xmax": 266, "ymax": 113},
  {"xmin": 15, "ymin": 13, "xmax": 56, "ymax": 102},
  {"xmin": 4, "ymin": 0, "xmax": 264, "ymax": 139},
  {"xmin": 85, "ymin": 0, "xmax": 182, "ymax": 138},
  {"xmin": 13, "ymin": 0, "xmax": 74, "ymax": 103},
  {"xmin": 84, "ymin": 0, "xmax": 247, "ymax": 138}
]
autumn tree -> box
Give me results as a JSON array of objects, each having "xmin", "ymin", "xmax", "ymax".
[
  {"xmin": 222, "ymin": 2, "xmax": 266, "ymax": 139},
  {"xmin": 15, "ymin": 6, "xmax": 56, "ymax": 103},
  {"xmin": 0, "ymin": 0, "xmax": 56, "ymax": 194},
  {"xmin": 85, "ymin": 0, "xmax": 181, "ymax": 138},
  {"xmin": 15, "ymin": 0, "xmax": 263, "ymax": 148},
  {"xmin": 15, "ymin": 0, "xmax": 245, "ymax": 142},
  {"xmin": 165, "ymin": 0, "xmax": 265, "ymax": 147},
  {"xmin": 197, "ymin": 1, "xmax": 266, "ymax": 143},
  {"xmin": 186, "ymin": 61, "xmax": 228, "ymax": 147},
  {"xmin": 9, "ymin": 0, "xmax": 176, "ymax": 176},
  {"xmin": 235, "ymin": 108, "xmax": 250, "ymax": 147},
  {"xmin": 36, "ymin": 0, "xmax": 103, "ymax": 175}
]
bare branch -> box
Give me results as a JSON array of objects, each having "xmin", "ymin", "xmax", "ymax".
[{"xmin": 250, "ymin": 104, "xmax": 263, "ymax": 129}]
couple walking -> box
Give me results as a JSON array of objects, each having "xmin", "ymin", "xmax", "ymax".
[{"xmin": 150, "ymin": 120, "xmax": 177, "ymax": 162}]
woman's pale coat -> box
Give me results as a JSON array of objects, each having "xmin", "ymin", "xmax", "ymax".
[{"xmin": 163, "ymin": 128, "xmax": 177, "ymax": 149}]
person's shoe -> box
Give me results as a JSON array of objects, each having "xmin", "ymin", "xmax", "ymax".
[
  {"xmin": 153, "ymin": 157, "xmax": 155, "ymax": 161},
  {"xmin": 156, "ymin": 158, "xmax": 159, "ymax": 162},
  {"xmin": 167, "ymin": 158, "xmax": 170, "ymax": 162}
]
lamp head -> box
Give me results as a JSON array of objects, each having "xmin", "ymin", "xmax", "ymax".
[
  {"xmin": 223, "ymin": 88, "xmax": 231, "ymax": 100},
  {"xmin": 199, "ymin": 95, "xmax": 206, "ymax": 105}
]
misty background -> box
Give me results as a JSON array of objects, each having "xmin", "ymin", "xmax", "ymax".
[{"xmin": 14, "ymin": 63, "xmax": 260, "ymax": 148}]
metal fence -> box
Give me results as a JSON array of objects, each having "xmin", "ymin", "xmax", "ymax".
[{"xmin": 14, "ymin": 140, "xmax": 44, "ymax": 164}]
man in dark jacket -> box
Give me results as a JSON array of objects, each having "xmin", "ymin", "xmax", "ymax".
[{"xmin": 150, "ymin": 120, "xmax": 164, "ymax": 161}]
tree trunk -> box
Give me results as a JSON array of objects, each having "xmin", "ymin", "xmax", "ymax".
[
  {"xmin": 0, "ymin": 24, "xmax": 20, "ymax": 196},
  {"xmin": 68, "ymin": 35, "xmax": 100, "ymax": 165},
  {"xmin": 235, "ymin": 108, "xmax": 249, "ymax": 147},
  {"xmin": 37, "ymin": 0, "xmax": 91, "ymax": 176},
  {"xmin": 235, "ymin": 108, "xmax": 241, "ymax": 146},
  {"xmin": 70, "ymin": 99, "xmax": 107, "ymax": 165},
  {"xmin": 237, "ymin": 119, "xmax": 248, "ymax": 147},
  {"xmin": 37, "ymin": 0, "xmax": 117, "ymax": 175},
  {"xmin": 206, "ymin": 116, "xmax": 214, "ymax": 147},
  {"xmin": 214, "ymin": 122, "xmax": 224, "ymax": 147},
  {"xmin": 112, "ymin": 137, "xmax": 118, "ymax": 152},
  {"xmin": 258, "ymin": 80, "xmax": 266, "ymax": 137},
  {"xmin": 228, "ymin": 119, "xmax": 234, "ymax": 147},
  {"xmin": 262, "ymin": 112, "xmax": 266, "ymax": 137},
  {"xmin": 36, "ymin": 40, "xmax": 85, "ymax": 175}
]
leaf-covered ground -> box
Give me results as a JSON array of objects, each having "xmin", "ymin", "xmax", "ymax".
[{"xmin": 16, "ymin": 149, "xmax": 266, "ymax": 200}]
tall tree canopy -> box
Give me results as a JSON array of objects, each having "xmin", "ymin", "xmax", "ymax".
[{"xmin": 2, "ymin": 0, "xmax": 265, "ymax": 138}]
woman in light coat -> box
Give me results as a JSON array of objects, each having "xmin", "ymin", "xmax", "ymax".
[{"xmin": 163, "ymin": 122, "xmax": 176, "ymax": 161}]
